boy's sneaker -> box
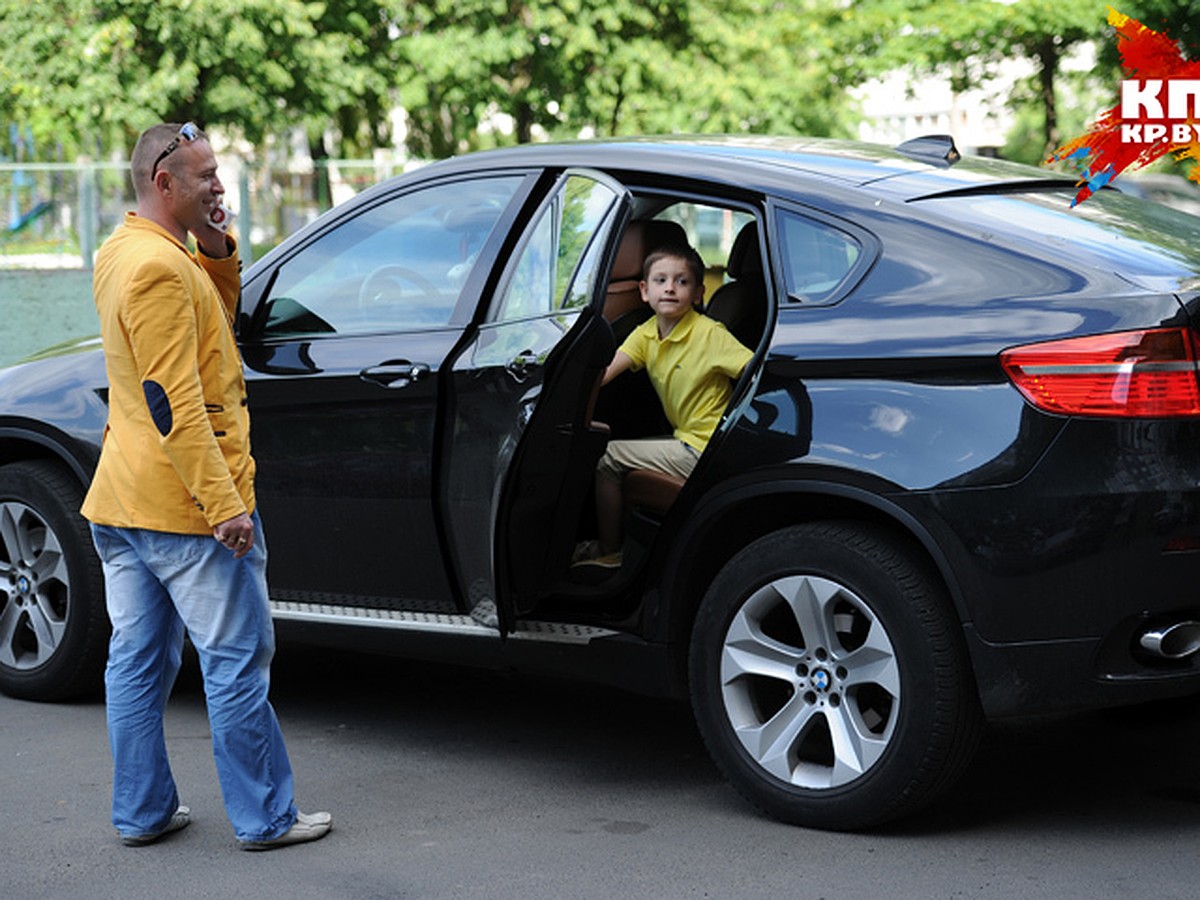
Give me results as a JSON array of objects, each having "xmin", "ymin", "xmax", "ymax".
[
  {"xmin": 573, "ymin": 550, "xmax": 623, "ymax": 570},
  {"xmin": 571, "ymin": 539, "xmax": 602, "ymax": 564},
  {"xmin": 240, "ymin": 810, "xmax": 333, "ymax": 851},
  {"xmin": 121, "ymin": 805, "xmax": 191, "ymax": 846}
]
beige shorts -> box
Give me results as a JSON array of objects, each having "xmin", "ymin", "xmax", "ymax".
[{"xmin": 597, "ymin": 437, "xmax": 700, "ymax": 481}]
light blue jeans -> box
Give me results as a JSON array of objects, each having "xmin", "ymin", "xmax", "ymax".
[{"xmin": 91, "ymin": 514, "xmax": 298, "ymax": 843}]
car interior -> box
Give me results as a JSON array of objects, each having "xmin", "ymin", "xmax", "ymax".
[
  {"xmin": 246, "ymin": 182, "xmax": 772, "ymax": 604},
  {"xmin": 569, "ymin": 200, "xmax": 769, "ymax": 589}
]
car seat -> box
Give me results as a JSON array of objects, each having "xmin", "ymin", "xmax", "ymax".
[
  {"xmin": 603, "ymin": 219, "xmax": 689, "ymax": 344},
  {"xmin": 599, "ymin": 219, "xmax": 697, "ymax": 519},
  {"xmin": 623, "ymin": 468, "xmax": 686, "ymax": 517},
  {"xmin": 618, "ymin": 223, "xmax": 767, "ymax": 519},
  {"xmin": 705, "ymin": 220, "xmax": 766, "ymax": 349}
]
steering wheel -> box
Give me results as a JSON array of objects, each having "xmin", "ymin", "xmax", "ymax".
[{"xmin": 356, "ymin": 265, "xmax": 442, "ymax": 312}]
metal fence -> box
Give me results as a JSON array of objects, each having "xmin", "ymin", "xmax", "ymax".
[{"xmin": 0, "ymin": 157, "xmax": 413, "ymax": 269}]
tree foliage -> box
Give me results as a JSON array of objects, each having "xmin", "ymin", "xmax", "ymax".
[
  {"xmin": 0, "ymin": 0, "xmax": 398, "ymax": 159},
  {"xmin": 1116, "ymin": 0, "xmax": 1200, "ymax": 61},
  {"xmin": 834, "ymin": 0, "xmax": 1105, "ymax": 159},
  {"xmin": 394, "ymin": 0, "xmax": 852, "ymax": 158},
  {"xmin": 2, "ymin": 0, "xmax": 857, "ymax": 161},
  {"xmin": 0, "ymin": 0, "xmax": 1162, "ymax": 166}
]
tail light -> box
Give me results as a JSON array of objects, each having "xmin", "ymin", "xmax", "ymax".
[{"xmin": 999, "ymin": 327, "xmax": 1200, "ymax": 418}]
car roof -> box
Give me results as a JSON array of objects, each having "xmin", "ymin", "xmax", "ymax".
[
  {"xmin": 407, "ymin": 134, "xmax": 1077, "ymax": 202},
  {"xmin": 379, "ymin": 136, "xmax": 1199, "ymax": 296},
  {"xmin": 251, "ymin": 135, "xmax": 1200, "ymax": 297}
]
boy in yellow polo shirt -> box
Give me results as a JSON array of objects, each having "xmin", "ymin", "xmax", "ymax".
[{"xmin": 576, "ymin": 243, "xmax": 753, "ymax": 569}]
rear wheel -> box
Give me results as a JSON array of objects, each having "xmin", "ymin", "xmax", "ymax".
[
  {"xmin": 689, "ymin": 522, "xmax": 983, "ymax": 830},
  {"xmin": 0, "ymin": 460, "xmax": 107, "ymax": 700}
]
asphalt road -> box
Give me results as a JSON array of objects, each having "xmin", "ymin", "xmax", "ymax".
[{"xmin": 4, "ymin": 640, "xmax": 1200, "ymax": 900}]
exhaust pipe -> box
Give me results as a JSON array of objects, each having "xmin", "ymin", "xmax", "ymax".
[{"xmin": 1139, "ymin": 621, "xmax": 1200, "ymax": 660}]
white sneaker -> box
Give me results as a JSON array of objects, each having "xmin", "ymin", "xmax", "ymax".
[
  {"xmin": 121, "ymin": 805, "xmax": 190, "ymax": 846},
  {"xmin": 240, "ymin": 810, "xmax": 333, "ymax": 851},
  {"xmin": 571, "ymin": 539, "xmax": 602, "ymax": 563}
]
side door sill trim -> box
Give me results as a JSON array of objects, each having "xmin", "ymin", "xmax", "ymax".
[{"xmin": 269, "ymin": 599, "xmax": 616, "ymax": 645}]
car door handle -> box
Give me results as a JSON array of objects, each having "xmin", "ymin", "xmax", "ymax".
[{"xmin": 360, "ymin": 361, "xmax": 431, "ymax": 388}]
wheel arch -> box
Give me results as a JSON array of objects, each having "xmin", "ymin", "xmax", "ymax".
[
  {"xmin": 0, "ymin": 423, "xmax": 96, "ymax": 487},
  {"xmin": 657, "ymin": 474, "xmax": 973, "ymax": 673}
]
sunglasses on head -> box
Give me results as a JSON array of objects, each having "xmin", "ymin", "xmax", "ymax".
[{"xmin": 151, "ymin": 122, "xmax": 199, "ymax": 178}]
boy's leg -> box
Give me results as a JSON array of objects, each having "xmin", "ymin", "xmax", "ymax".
[
  {"xmin": 594, "ymin": 438, "xmax": 700, "ymax": 554},
  {"xmin": 596, "ymin": 466, "xmax": 624, "ymax": 554}
]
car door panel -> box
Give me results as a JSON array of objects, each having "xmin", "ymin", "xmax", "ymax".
[
  {"xmin": 239, "ymin": 173, "xmax": 531, "ymax": 611},
  {"xmin": 441, "ymin": 170, "xmax": 631, "ymax": 630},
  {"xmin": 246, "ymin": 330, "xmax": 462, "ymax": 608}
]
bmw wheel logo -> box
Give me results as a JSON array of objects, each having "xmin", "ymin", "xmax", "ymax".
[{"xmin": 812, "ymin": 669, "xmax": 831, "ymax": 692}]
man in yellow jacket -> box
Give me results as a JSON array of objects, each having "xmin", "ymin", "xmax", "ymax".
[{"xmin": 83, "ymin": 122, "xmax": 331, "ymax": 850}]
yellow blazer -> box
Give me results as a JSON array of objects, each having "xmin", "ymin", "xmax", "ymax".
[{"xmin": 82, "ymin": 213, "xmax": 255, "ymax": 534}]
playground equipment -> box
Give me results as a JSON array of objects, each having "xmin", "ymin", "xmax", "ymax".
[{"xmin": 2, "ymin": 199, "xmax": 54, "ymax": 241}]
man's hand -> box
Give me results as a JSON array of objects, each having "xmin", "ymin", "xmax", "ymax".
[
  {"xmin": 194, "ymin": 227, "xmax": 233, "ymax": 260},
  {"xmin": 213, "ymin": 512, "xmax": 254, "ymax": 558}
]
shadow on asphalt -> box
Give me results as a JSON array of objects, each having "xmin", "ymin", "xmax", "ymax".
[
  {"xmin": 909, "ymin": 693, "xmax": 1200, "ymax": 835},
  {"xmin": 175, "ymin": 638, "xmax": 721, "ymax": 797},
  {"xmin": 171, "ymin": 639, "xmax": 1200, "ymax": 835}
]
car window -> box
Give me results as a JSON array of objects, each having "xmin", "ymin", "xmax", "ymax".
[
  {"xmin": 655, "ymin": 204, "xmax": 754, "ymax": 270},
  {"xmin": 777, "ymin": 210, "xmax": 862, "ymax": 304},
  {"xmin": 259, "ymin": 176, "xmax": 522, "ymax": 338},
  {"xmin": 491, "ymin": 174, "xmax": 620, "ymax": 321},
  {"xmin": 927, "ymin": 188, "xmax": 1200, "ymax": 291}
]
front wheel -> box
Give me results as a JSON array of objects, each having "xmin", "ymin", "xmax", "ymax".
[
  {"xmin": 0, "ymin": 460, "xmax": 107, "ymax": 700},
  {"xmin": 689, "ymin": 522, "xmax": 983, "ymax": 830}
]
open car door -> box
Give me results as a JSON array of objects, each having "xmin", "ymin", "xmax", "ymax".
[{"xmin": 441, "ymin": 170, "xmax": 630, "ymax": 631}]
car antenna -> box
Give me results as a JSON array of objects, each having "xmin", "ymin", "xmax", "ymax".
[{"xmin": 895, "ymin": 134, "xmax": 961, "ymax": 168}]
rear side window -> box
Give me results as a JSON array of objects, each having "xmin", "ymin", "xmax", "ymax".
[
  {"xmin": 777, "ymin": 210, "xmax": 863, "ymax": 304},
  {"xmin": 924, "ymin": 188, "xmax": 1200, "ymax": 291}
]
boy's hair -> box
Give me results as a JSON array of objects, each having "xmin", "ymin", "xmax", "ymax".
[{"xmin": 642, "ymin": 243, "xmax": 705, "ymax": 287}]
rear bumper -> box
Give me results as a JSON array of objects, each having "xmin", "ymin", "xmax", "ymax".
[{"xmin": 965, "ymin": 623, "xmax": 1200, "ymax": 717}]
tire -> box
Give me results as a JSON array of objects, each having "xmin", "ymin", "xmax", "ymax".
[
  {"xmin": 689, "ymin": 522, "xmax": 983, "ymax": 831},
  {"xmin": 0, "ymin": 460, "xmax": 108, "ymax": 701}
]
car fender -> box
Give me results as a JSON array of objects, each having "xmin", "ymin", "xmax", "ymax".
[
  {"xmin": 0, "ymin": 419, "xmax": 97, "ymax": 485},
  {"xmin": 653, "ymin": 468, "xmax": 973, "ymax": 654}
]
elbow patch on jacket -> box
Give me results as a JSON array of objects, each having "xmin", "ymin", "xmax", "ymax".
[{"xmin": 142, "ymin": 381, "xmax": 173, "ymax": 436}]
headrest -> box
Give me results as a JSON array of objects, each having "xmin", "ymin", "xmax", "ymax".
[
  {"xmin": 726, "ymin": 221, "xmax": 761, "ymax": 281},
  {"xmin": 610, "ymin": 219, "xmax": 690, "ymax": 285}
]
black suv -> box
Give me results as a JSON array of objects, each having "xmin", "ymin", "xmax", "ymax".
[{"xmin": 4, "ymin": 136, "xmax": 1200, "ymax": 830}]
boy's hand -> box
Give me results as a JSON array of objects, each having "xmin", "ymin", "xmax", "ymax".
[{"xmin": 602, "ymin": 351, "xmax": 634, "ymax": 386}]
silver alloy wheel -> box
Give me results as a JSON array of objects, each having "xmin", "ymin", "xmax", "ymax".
[
  {"xmin": 0, "ymin": 499, "xmax": 71, "ymax": 671},
  {"xmin": 719, "ymin": 574, "xmax": 901, "ymax": 789}
]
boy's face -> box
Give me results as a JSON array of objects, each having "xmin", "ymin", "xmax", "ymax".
[{"xmin": 640, "ymin": 255, "xmax": 704, "ymax": 324}]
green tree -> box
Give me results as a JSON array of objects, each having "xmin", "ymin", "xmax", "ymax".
[
  {"xmin": 634, "ymin": 0, "xmax": 853, "ymax": 138},
  {"xmin": 394, "ymin": 0, "xmax": 700, "ymax": 157},
  {"xmin": 394, "ymin": 0, "xmax": 855, "ymax": 158},
  {"xmin": 0, "ymin": 0, "xmax": 103, "ymax": 157},
  {"xmin": 999, "ymin": 0, "xmax": 1103, "ymax": 156},
  {"xmin": 1118, "ymin": 0, "xmax": 1199, "ymax": 60},
  {"xmin": 0, "ymin": 0, "xmax": 399, "ymax": 160},
  {"xmin": 836, "ymin": 0, "xmax": 1106, "ymax": 160}
]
